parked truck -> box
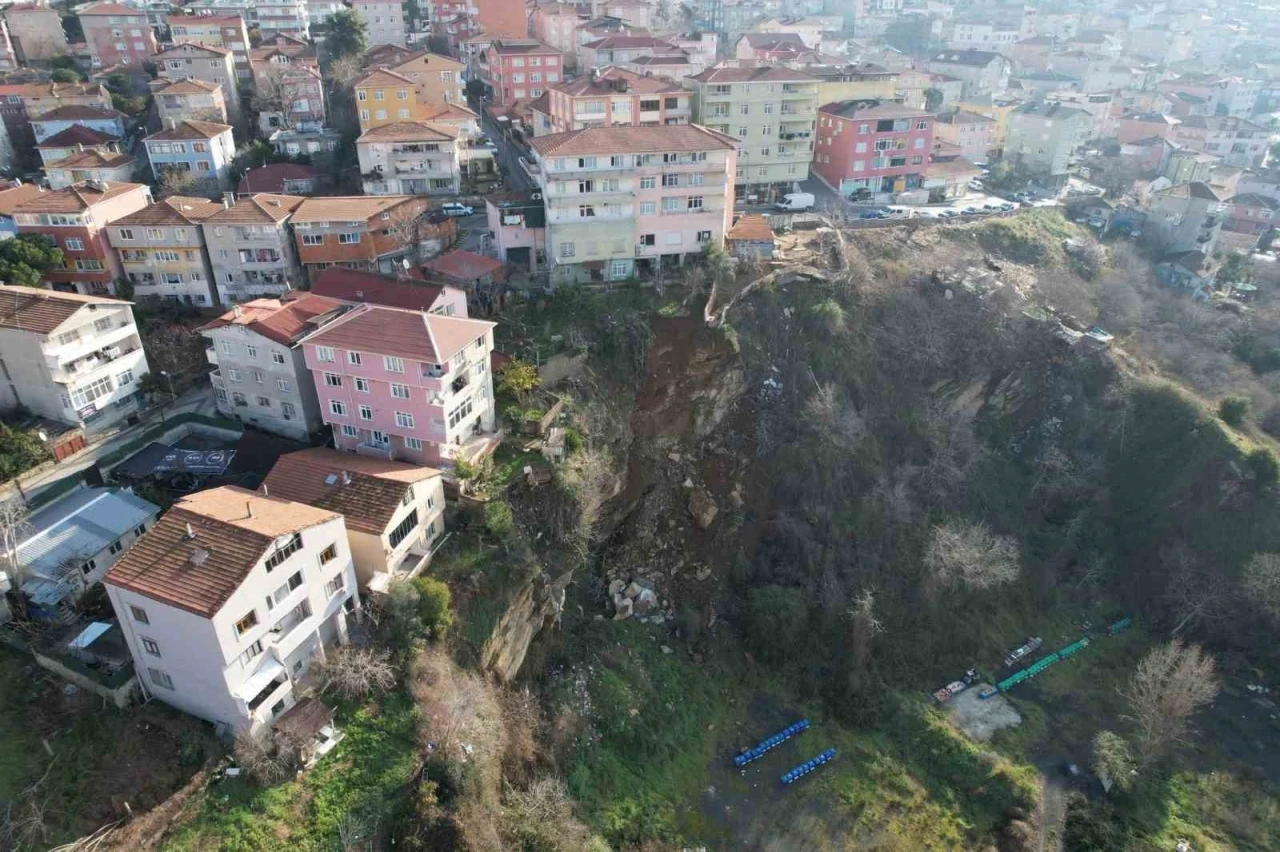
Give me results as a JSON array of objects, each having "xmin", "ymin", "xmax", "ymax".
[{"xmin": 775, "ymin": 192, "xmax": 815, "ymax": 212}]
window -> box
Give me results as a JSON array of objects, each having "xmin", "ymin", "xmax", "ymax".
[
  {"xmin": 688, "ymin": 197, "xmax": 704, "ymax": 210},
  {"xmin": 141, "ymin": 637, "xmax": 161, "ymax": 656},
  {"xmin": 316, "ymin": 346, "xmax": 335, "ymax": 362},
  {"xmin": 560, "ymin": 242, "xmax": 575, "ymax": 258},
  {"xmin": 148, "ymin": 668, "xmax": 174, "ymax": 690},
  {"xmin": 108, "ymin": 541, "xmax": 123, "ymax": 555},
  {"xmin": 355, "ymin": 377, "xmax": 370, "ymax": 393},
  {"xmin": 691, "ymin": 173, "xmax": 705, "ymax": 186},
  {"xmin": 391, "ymin": 383, "xmax": 409, "ymax": 399},
  {"xmin": 338, "ymin": 232, "xmax": 361, "ymax": 244},
  {"xmin": 233, "ymin": 392, "xmax": 247, "ymax": 406},
  {"xmin": 447, "ymin": 396, "xmax": 474, "ymax": 428},
  {"xmin": 257, "ymin": 396, "xmax": 270, "ymax": 407},
  {"xmin": 739, "ymin": 103, "xmax": 750, "ymax": 115},
  {"xmin": 388, "ymin": 508, "xmax": 419, "ymax": 548},
  {"xmin": 640, "ymin": 233, "xmax": 655, "ymax": 246},
  {"xmin": 325, "ymin": 573, "xmax": 345, "ymax": 597},
  {"xmin": 319, "ymin": 543, "xmax": 337, "ymax": 565},
  {"xmin": 117, "ymin": 369, "xmax": 133, "ymax": 386},
  {"xmin": 359, "ymin": 404, "xmax": 373, "ymax": 420},
  {"xmin": 395, "ymin": 411, "xmax": 415, "ymax": 428},
  {"xmin": 916, "ymin": 120, "xmax": 929, "ymax": 130},
  {"xmin": 233, "ymin": 609, "xmax": 259, "ymax": 636},
  {"xmin": 579, "ymin": 204, "xmax": 596, "ymax": 218},
  {"xmin": 129, "ymin": 605, "xmax": 149, "ymax": 624},
  {"xmin": 640, "ymin": 202, "xmax": 656, "ymax": 215},
  {"xmin": 252, "ymin": 370, "xmax": 263, "ymax": 384},
  {"xmin": 406, "ymin": 436, "xmax": 423, "ymax": 450},
  {"xmin": 264, "ymin": 532, "xmax": 302, "ymax": 572},
  {"xmin": 65, "ymin": 237, "xmax": 83, "ymax": 251},
  {"xmin": 118, "ymin": 228, "xmax": 134, "ymax": 240},
  {"xmin": 302, "ymin": 234, "xmax": 323, "ymax": 245},
  {"xmin": 330, "ymin": 399, "xmax": 347, "ymax": 416},
  {"xmin": 348, "ymin": 351, "xmax": 362, "ymax": 365},
  {"xmin": 242, "ymin": 639, "xmax": 264, "ymax": 662},
  {"xmin": 272, "ymin": 351, "xmax": 286, "ymax": 365},
  {"xmin": 277, "ymin": 378, "xmax": 290, "ymax": 392},
  {"xmin": 697, "ymin": 230, "xmax": 712, "ymax": 243},
  {"xmin": 324, "ymin": 372, "xmax": 342, "ymax": 387},
  {"xmin": 640, "ymin": 176, "xmax": 656, "ymax": 189},
  {"xmin": 611, "ymin": 260, "xmax": 628, "ymax": 278},
  {"xmin": 384, "ymin": 356, "xmax": 404, "ymax": 373},
  {"xmin": 341, "ymin": 424, "xmax": 359, "ymax": 437},
  {"xmin": 663, "ymin": 174, "xmax": 679, "ymax": 187},
  {"xmin": 281, "ymin": 402, "xmax": 295, "ymax": 419},
  {"xmin": 662, "ymin": 197, "xmax": 680, "ymax": 212}
]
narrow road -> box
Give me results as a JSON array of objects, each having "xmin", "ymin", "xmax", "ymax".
[
  {"xmin": 480, "ymin": 111, "xmax": 535, "ymax": 193},
  {"xmin": 1037, "ymin": 762, "xmax": 1068, "ymax": 852}
]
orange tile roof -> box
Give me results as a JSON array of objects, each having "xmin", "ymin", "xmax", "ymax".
[
  {"xmin": 47, "ymin": 150, "xmax": 136, "ymax": 170},
  {"xmin": 198, "ymin": 293, "xmax": 345, "ymax": 346},
  {"xmin": 302, "ymin": 303, "xmax": 494, "ymax": 364},
  {"xmin": 529, "ymin": 124, "xmax": 737, "ymax": 156},
  {"xmin": 206, "ymin": 193, "xmax": 305, "ymax": 224},
  {"xmin": 727, "ymin": 214, "xmax": 774, "ymax": 242},
  {"xmin": 262, "ymin": 448, "xmax": 440, "ymax": 535},
  {"xmin": 114, "ymin": 195, "xmax": 223, "ymax": 227},
  {"xmin": 309, "ymin": 267, "xmax": 448, "ymax": 312},
  {"xmin": 355, "ymin": 68, "xmax": 415, "ymax": 88},
  {"xmin": 422, "ymin": 103, "xmax": 479, "ymax": 121},
  {"xmin": 104, "ymin": 486, "xmax": 340, "ymax": 617},
  {"xmin": 36, "ymin": 125, "xmax": 118, "ymax": 147},
  {"xmin": 13, "ymin": 181, "xmax": 148, "ymax": 214},
  {"xmin": 0, "ymin": 284, "xmax": 125, "ymax": 334},
  {"xmin": 424, "ymin": 249, "xmax": 503, "ymax": 281},
  {"xmin": 236, "ymin": 163, "xmax": 316, "ymax": 195},
  {"xmin": 552, "ymin": 65, "xmax": 682, "ymax": 96},
  {"xmin": 145, "ymin": 119, "xmax": 231, "ymax": 140},
  {"xmin": 291, "ymin": 195, "xmax": 419, "ymax": 224},
  {"xmin": 357, "ymin": 121, "xmax": 457, "ymax": 143},
  {"xmin": 0, "ymin": 183, "xmax": 46, "ymax": 216},
  {"xmin": 151, "ymin": 78, "xmax": 222, "ymax": 95},
  {"xmin": 32, "ymin": 104, "xmax": 123, "ymax": 122}
]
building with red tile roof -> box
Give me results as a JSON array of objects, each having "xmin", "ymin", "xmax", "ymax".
[{"xmin": 309, "ymin": 267, "xmax": 466, "ymax": 316}]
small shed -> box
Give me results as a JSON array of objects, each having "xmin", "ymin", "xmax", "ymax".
[
  {"xmin": 424, "ymin": 250, "xmax": 507, "ymax": 314},
  {"xmin": 274, "ymin": 697, "xmax": 344, "ymax": 767},
  {"xmin": 727, "ymin": 214, "xmax": 775, "ymax": 260}
]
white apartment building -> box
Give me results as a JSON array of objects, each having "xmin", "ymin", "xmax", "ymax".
[
  {"xmin": 107, "ymin": 196, "xmax": 223, "ymax": 306},
  {"xmin": 262, "ymin": 447, "xmax": 446, "ymax": 592},
  {"xmin": 687, "ymin": 65, "xmax": 820, "ymax": 190},
  {"xmin": 201, "ymin": 293, "xmax": 346, "ymax": 441},
  {"xmin": 0, "ymin": 286, "xmax": 150, "ymax": 433},
  {"xmin": 184, "ymin": 0, "xmax": 310, "ymax": 37},
  {"xmin": 528, "ymin": 125, "xmax": 738, "ymax": 283},
  {"xmin": 357, "ymin": 121, "xmax": 461, "ymax": 196},
  {"xmin": 204, "ymin": 193, "xmax": 307, "ymax": 304},
  {"xmin": 104, "ymin": 486, "xmax": 360, "ymax": 733},
  {"xmin": 352, "ymin": 0, "xmax": 406, "ymax": 47}
]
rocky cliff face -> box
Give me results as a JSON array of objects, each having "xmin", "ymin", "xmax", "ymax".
[{"xmin": 480, "ymin": 570, "xmax": 571, "ymax": 683}]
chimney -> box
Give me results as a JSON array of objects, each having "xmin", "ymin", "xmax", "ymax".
[
  {"xmin": 222, "ymin": 191, "xmax": 234, "ymax": 209},
  {"xmin": 164, "ymin": 117, "xmax": 176, "ymax": 130},
  {"xmin": 261, "ymin": 483, "xmax": 269, "ymax": 497},
  {"xmin": 184, "ymin": 522, "xmax": 195, "ymax": 540},
  {"xmin": 341, "ymin": 471, "xmax": 351, "ymax": 485},
  {"xmin": 232, "ymin": 304, "xmax": 242, "ymax": 318},
  {"xmin": 246, "ymin": 500, "xmax": 254, "ymax": 518}
]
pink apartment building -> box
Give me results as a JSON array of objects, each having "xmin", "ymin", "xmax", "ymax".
[
  {"xmin": 533, "ymin": 66, "xmax": 690, "ymax": 135},
  {"xmin": 77, "ymin": 2, "xmax": 158, "ymax": 69},
  {"xmin": 933, "ymin": 109, "xmax": 993, "ymax": 164},
  {"xmin": 530, "ymin": 4, "xmax": 584, "ymax": 69},
  {"xmin": 301, "ymin": 304, "xmax": 497, "ymax": 466},
  {"xmin": 479, "ymin": 40, "xmax": 562, "ymax": 105},
  {"xmin": 813, "ymin": 99, "xmax": 935, "ymax": 196}
]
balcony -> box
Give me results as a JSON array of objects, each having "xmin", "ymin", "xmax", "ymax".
[
  {"xmin": 210, "ymin": 368, "xmax": 223, "ymax": 386},
  {"xmin": 205, "ymin": 345, "xmax": 218, "ymax": 365},
  {"xmin": 357, "ymin": 441, "xmax": 393, "ymax": 459},
  {"xmin": 268, "ymin": 601, "xmax": 316, "ymax": 656},
  {"xmin": 50, "ymin": 343, "xmax": 142, "ymax": 384},
  {"xmin": 779, "ymin": 130, "xmax": 811, "ymax": 140}
]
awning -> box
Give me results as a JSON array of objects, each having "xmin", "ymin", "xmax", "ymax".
[
  {"xmin": 22, "ymin": 576, "xmax": 75, "ymax": 607},
  {"xmin": 237, "ymin": 657, "xmax": 286, "ymax": 701},
  {"xmin": 68, "ymin": 621, "xmax": 113, "ymax": 650}
]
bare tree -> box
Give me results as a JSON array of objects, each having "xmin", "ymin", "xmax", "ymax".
[
  {"xmin": 158, "ymin": 166, "xmax": 199, "ymax": 197},
  {"xmin": 0, "ymin": 499, "xmax": 31, "ymax": 620},
  {"xmin": 315, "ymin": 646, "xmax": 398, "ymax": 699},
  {"xmin": 1160, "ymin": 544, "xmax": 1226, "ymax": 636},
  {"xmin": 1242, "ymin": 552, "xmax": 1280, "ymax": 621},
  {"xmin": 924, "ymin": 519, "xmax": 1020, "ymax": 593},
  {"xmin": 848, "ymin": 589, "xmax": 884, "ymax": 667},
  {"xmin": 382, "ymin": 202, "xmax": 431, "ymax": 265},
  {"xmin": 254, "ymin": 65, "xmax": 320, "ymax": 131},
  {"xmin": 233, "ymin": 728, "xmax": 299, "ymax": 785},
  {"xmin": 1122, "ymin": 640, "xmax": 1219, "ymax": 765}
]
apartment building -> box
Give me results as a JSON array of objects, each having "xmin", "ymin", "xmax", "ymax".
[
  {"xmin": 1006, "ymin": 102, "xmax": 1091, "ymax": 179},
  {"xmin": 0, "ymin": 82, "xmax": 110, "ymax": 149},
  {"xmin": 352, "ymin": 0, "xmax": 406, "ymax": 47},
  {"xmin": 1146, "ymin": 181, "xmax": 1227, "ymax": 255},
  {"xmin": 14, "ymin": 182, "xmax": 153, "ymax": 297},
  {"xmin": 153, "ymin": 43, "xmax": 244, "ymax": 127},
  {"xmin": 529, "ymin": 125, "xmax": 738, "ymax": 283},
  {"xmin": 104, "ymin": 486, "xmax": 360, "ymax": 733},
  {"xmin": 204, "ymin": 193, "xmax": 306, "ymax": 304},
  {"xmin": 309, "ymin": 267, "xmax": 467, "ymax": 314},
  {"xmin": 933, "ymin": 109, "xmax": 993, "ymax": 164},
  {"xmin": 249, "ymin": 32, "xmax": 317, "ymax": 85},
  {"xmin": 4, "ymin": 3, "xmax": 66, "ymax": 62},
  {"xmin": 167, "ymin": 14, "xmax": 253, "ymax": 83},
  {"xmin": 360, "ymin": 50, "xmax": 464, "ymax": 110},
  {"xmin": 300, "ymin": 303, "xmax": 497, "ymax": 465},
  {"xmin": 10, "ymin": 487, "xmax": 159, "ymax": 621},
  {"xmin": 153, "ymin": 78, "xmax": 228, "ymax": 125},
  {"xmin": 813, "ymin": 100, "xmax": 935, "ymax": 195},
  {"xmin": 536, "ymin": 67, "xmax": 689, "ymax": 135},
  {"xmin": 1224, "ymin": 193, "xmax": 1277, "ymax": 241},
  {"xmin": 480, "ymin": 40, "xmax": 563, "ymax": 106},
  {"xmin": 201, "ymin": 293, "xmax": 344, "ymax": 438},
  {"xmin": 484, "ymin": 192, "xmax": 546, "ymax": 273},
  {"xmin": 78, "ymin": 3, "xmax": 158, "ymax": 69},
  {"xmin": 926, "ymin": 50, "xmax": 1010, "ymax": 99},
  {"xmin": 530, "ymin": 4, "xmax": 583, "ymax": 69},
  {"xmin": 291, "ymin": 195, "xmax": 435, "ymax": 278},
  {"xmin": 0, "ymin": 285, "xmax": 150, "ymax": 431},
  {"xmin": 36, "ymin": 125, "xmax": 120, "ymax": 167},
  {"xmin": 107, "ymin": 196, "xmax": 222, "ymax": 306},
  {"xmin": 46, "ymin": 150, "xmax": 137, "ymax": 190},
  {"xmin": 354, "ymin": 69, "xmax": 434, "ymax": 131},
  {"xmin": 807, "ymin": 62, "xmax": 899, "ymax": 105},
  {"xmin": 432, "ymin": 0, "xmax": 524, "ymax": 46},
  {"xmin": 30, "ymin": 105, "xmax": 126, "ymax": 144},
  {"xmin": 688, "ymin": 65, "xmax": 820, "ymax": 191},
  {"xmin": 357, "ymin": 122, "xmax": 461, "ymax": 196},
  {"xmin": 1175, "ymin": 115, "xmax": 1271, "ymax": 169},
  {"xmin": 185, "ymin": 0, "xmax": 310, "ymax": 38},
  {"xmin": 262, "ymin": 448, "xmax": 446, "ymax": 591},
  {"xmin": 144, "ymin": 120, "xmax": 237, "ymax": 192},
  {"xmin": 254, "ymin": 62, "xmax": 325, "ymax": 136}
]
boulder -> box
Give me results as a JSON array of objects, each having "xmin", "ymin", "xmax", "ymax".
[
  {"xmin": 635, "ymin": 588, "xmax": 659, "ymax": 614},
  {"xmin": 608, "ymin": 578, "xmax": 626, "ymax": 597},
  {"xmin": 613, "ymin": 595, "xmax": 633, "ymax": 620},
  {"xmin": 625, "ymin": 581, "xmax": 645, "ymax": 599},
  {"xmin": 695, "ymin": 565, "xmax": 713, "ymax": 582},
  {"xmin": 689, "ymin": 488, "xmax": 719, "ymax": 529}
]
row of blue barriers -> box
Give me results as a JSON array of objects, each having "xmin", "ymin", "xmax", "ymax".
[
  {"xmin": 781, "ymin": 748, "xmax": 838, "ymax": 785},
  {"xmin": 733, "ymin": 719, "xmax": 810, "ymax": 767}
]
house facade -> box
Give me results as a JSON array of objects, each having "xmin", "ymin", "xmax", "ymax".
[
  {"xmin": 262, "ymin": 448, "xmax": 446, "ymax": 591},
  {"xmin": 202, "ymin": 294, "xmax": 344, "ymax": 439},
  {"xmin": 30, "ymin": 106, "xmax": 126, "ymax": 143},
  {"xmin": 926, "ymin": 50, "xmax": 1010, "ymax": 99},
  {"xmin": 108, "ymin": 196, "xmax": 223, "ymax": 306},
  {"xmin": 78, "ymin": 2, "xmax": 158, "ymax": 69},
  {"xmin": 357, "ymin": 122, "xmax": 461, "ymax": 196},
  {"xmin": 1146, "ymin": 181, "xmax": 1227, "ymax": 255},
  {"xmin": 484, "ymin": 191, "xmax": 546, "ymax": 273},
  {"xmin": 352, "ymin": 0, "xmax": 407, "ymax": 47},
  {"xmin": 104, "ymin": 486, "xmax": 360, "ymax": 733},
  {"xmin": 537, "ymin": 66, "xmax": 689, "ymax": 135},
  {"xmin": 166, "ymin": 13, "xmax": 253, "ymax": 83},
  {"xmin": 203, "ymin": 193, "xmax": 306, "ymax": 304},
  {"xmin": 153, "ymin": 78, "xmax": 229, "ymax": 125},
  {"xmin": 291, "ymin": 195, "xmax": 441, "ymax": 279},
  {"xmin": 1224, "ymin": 193, "xmax": 1278, "ymax": 240},
  {"xmin": 4, "ymin": 3, "xmax": 67, "ymax": 62},
  {"xmin": 933, "ymin": 109, "xmax": 993, "ymax": 163},
  {"xmin": 1005, "ymin": 102, "xmax": 1091, "ymax": 179},
  {"xmin": 45, "ymin": 150, "xmax": 137, "ymax": 190},
  {"xmin": 153, "ymin": 42, "xmax": 244, "ymax": 127},
  {"xmin": 687, "ymin": 65, "xmax": 821, "ymax": 191},
  {"xmin": 1174, "ymin": 115, "xmax": 1271, "ymax": 169},
  {"xmin": 480, "ymin": 40, "xmax": 563, "ymax": 106},
  {"xmin": 185, "ymin": 0, "xmax": 310, "ymax": 37},
  {"xmin": 301, "ymin": 303, "xmax": 497, "ymax": 465},
  {"xmin": 813, "ymin": 99, "xmax": 935, "ymax": 195},
  {"xmin": 529, "ymin": 125, "xmax": 738, "ymax": 283},
  {"xmin": 0, "ymin": 285, "xmax": 150, "ymax": 432},
  {"xmin": 14, "ymin": 181, "xmax": 153, "ymax": 297},
  {"xmin": 144, "ymin": 120, "xmax": 237, "ymax": 192}
]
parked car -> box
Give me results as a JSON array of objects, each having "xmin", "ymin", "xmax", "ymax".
[
  {"xmin": 848, "ymin": 187, "xmax": 874, "ymax": 202},
  {"xmin": 859, "ymin": 210, "xmax": 886, "ymax": 219},
  {"xmin": 440, "ymin": 202, "xmax": 474, "ymax": 217}
]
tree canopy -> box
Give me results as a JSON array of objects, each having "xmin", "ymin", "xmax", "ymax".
[
  {"xmin": 321, "ymin": 9, "xmax": 368, "ymax": 65},
  {"xmin": 0, "ymin": 235, "xmax": 65, "ymax": 288}
]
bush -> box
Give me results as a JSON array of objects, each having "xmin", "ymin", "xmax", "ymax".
[
  {"xmin": 413, "ymin": 576, "xmax": 454, "ymax": 640},
  {"xmin": 386, "ymin": 576, "xmax": 454, "ymax": 644},
  {"xmin": 1247, "ymin": 448, "xmax": 1279, "ymax": 488},
  {"xmin": 1218, "ymin": 396, "xmax": 1251, "ymax": 428},
  {"xmin": 563, "ymin": 427, "xmax": 583, "ymax": 454},
  {"xmin": 743, "ymin": 585, "xmax": 809, "ymax": 665}
]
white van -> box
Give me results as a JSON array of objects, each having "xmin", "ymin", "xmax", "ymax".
[{"xmin": 774, "ymin": 192, "xmax": 815, "ymax": 212}]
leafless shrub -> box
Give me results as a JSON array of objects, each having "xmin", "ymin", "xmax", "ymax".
[
  {"xmin": 924, "ymin": 520, "xmax": 1020, "ymax": 592},
  {"xmin": 503, "ymin": 776, "xmax": 610, "ymax": 852},
  {"xmin": 849, "ymin": 589, "xmax": 884, "ymax": 667},
  {"xmin": 1242, "ymin": 552, "xmax": 1280, "ymax": 620},
  {"xmin": 315, "ymin": 646, "xmax": 398, "ymax": 700},
  {"xmin": 1122, "ymin": 639, "xmax": 1219, "ymax": 765},
  {"xmin": 232, "ymin": 729, "xmax": 300, "ymax": 786}
]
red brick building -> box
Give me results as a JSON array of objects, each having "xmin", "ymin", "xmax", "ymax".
[
  {"xmin": 813, "ymin": 99, "xmax": 935, "ymax": 196},
  {"xmin": 479, "ymin": 40, "xmax": 563, "ymax": 106},
  {"xmin": 77, "ymin": 3, "xmax": 158, "ymax": 70}
]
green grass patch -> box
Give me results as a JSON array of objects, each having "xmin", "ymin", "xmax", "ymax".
[{"xmin": 159, "ymin": 695, "xmax": 419, "ymax": 852}]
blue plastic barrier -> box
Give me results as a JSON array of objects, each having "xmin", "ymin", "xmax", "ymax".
[
  {"xmin": 780, "ymin": 748, "xmax": 837, "ymax": 784},
  {"xmin": 733, "ymin": 719, "xmax": 810, "ymax": 766}
]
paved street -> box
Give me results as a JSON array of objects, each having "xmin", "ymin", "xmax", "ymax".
[
  {"xmin": 455, "ymin": 211, "xmax": 490, "ymax": 253},
  {"xmin": 480, "ymin": 111, "xmax": 535, "ymax": 193}
]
